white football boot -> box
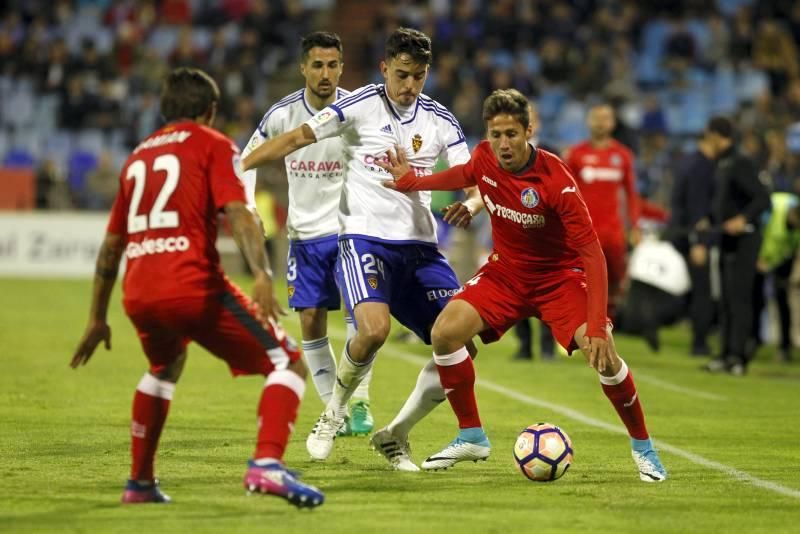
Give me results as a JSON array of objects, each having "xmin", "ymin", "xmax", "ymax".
[
  {"xmin": 421, "ymin": 437, "xmax": 491, "ymax": 470},
  {"xmin": 306, "ymin": 409, "xmax": 345, "ymax": 461},
  {"xmin": 631, "ymin": 438, "xmax": 668, "ymax": 482},
  {"xmin": 370, "ymin": 428, "xmax": 420, "ymax": 472}
]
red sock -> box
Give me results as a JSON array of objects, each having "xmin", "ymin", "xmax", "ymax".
[
  {"xmin": 254, "ymin": 370, "xmax": 305, "ymax": 461},
  {"xmin": 130, "ymin": 374, "xmax": 173, "ymax": 481},
  {"xmin": 600, "ymin": 361, "xmax": 649, "ymax": 440},
  {"xmin": 434, "ymin": 347, "xmax": 482, "ymax": 429}
]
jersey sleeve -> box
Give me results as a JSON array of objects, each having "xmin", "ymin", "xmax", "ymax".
[
  {"xmin": 439, "ymin": 116, "xmax": 469, "ymax": 166},
  {"xmin": 551, "ymin": 156, "xmax": 598, "ymax": 249},
  {"xmin": 209, "ymin": 137, "xmax": 248, "ymax": 210},
  {"xmin": 240, "ymin": 129, "xmax": 263, "ymax": 209}
]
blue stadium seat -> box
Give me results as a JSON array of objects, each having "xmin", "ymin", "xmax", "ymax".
[
  {"xmin": 555, "ymin": 101, "xmax": 589, "ymax": 146},
  {"xmin": 736, "ymin": 66, "xmax": 769, "ymax": 103},
  {"xmin": 67, "ymin": 150, "xmax": 99, "ymax": 207},
  {"xmin": 537, "ymin": 86, "xmax": 567, "ymax": 121},
  {"xmin": 710, "ymin": 64, "xmax": 739, "ymax": 113},
  {"xmin": 3, "ymin": 148, "xmax": 36, "ymax": 168}
]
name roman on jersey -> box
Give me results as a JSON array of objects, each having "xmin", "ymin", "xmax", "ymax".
[
  {"xmin": 288, "ymin": 159, "xmax": 343, "ymax": 179},
  {"xmin": 483, "ymin": 194, "xmax": 545, "ymax": 229},
  {"xmin": 126, "ymin": 236, "xmax": 190, "ymax": 259},
  {"xmin": 134, "ymin": 131, "xmax": 192, "ymax": 154}
]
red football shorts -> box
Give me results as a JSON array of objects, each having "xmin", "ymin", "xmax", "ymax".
[
  {"xmin": 453, "ymin": 261, "xmax": 607, "ymax": 354},
  {"xmin": 124, "ymin": 279, "xmax": 300, "ymax": 376}
]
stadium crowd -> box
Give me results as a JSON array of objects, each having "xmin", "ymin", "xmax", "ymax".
[{"xmin": 2, "ymin": 0, "xmax": 800, "ymax": 368}]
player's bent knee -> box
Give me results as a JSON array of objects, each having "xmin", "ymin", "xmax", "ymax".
[
  {"xmin": 298, "ymin": 307, "xmax": 327, "ymax": 339},
  {"xmin": 153, "ymin": 351, "xmax": 187, "ymax": 383}
]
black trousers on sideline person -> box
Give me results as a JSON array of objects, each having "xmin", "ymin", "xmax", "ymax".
[
  {"xmin": 719, "ymin": 232, "xmax": 762, "ymax": 367},
  {"xmin": 688, "ymin": 259, "xmax": 714, "ymax": 355}
]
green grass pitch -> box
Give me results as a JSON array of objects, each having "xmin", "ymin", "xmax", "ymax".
[{"xmin": 1, "ymin": 277, "xmax": 799, "ymax": 533}]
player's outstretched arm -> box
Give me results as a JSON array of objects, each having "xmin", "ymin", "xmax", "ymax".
[
  {"xmin": 71, "ymin": 233, "xmax": 125, "ymax": 368},
  {"xmin": 241, "ymin": 124, "xmax": 317, "ymax": 171},
  {"xmin": 378, "ymin": 144, "xmax": 473, "ymax": 193},
  {"xmin": 225, "ymin": 200, "xmax": 285, "ymax": 322}
]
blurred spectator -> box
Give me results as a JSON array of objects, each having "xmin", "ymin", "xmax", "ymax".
[
  {"xmin": 35, "ymin": 159, "xmax": 72, "ymax": 210},
  {"xmin": 703, "ymin": 116, "xmax": 770, "ymax": 376},
  {"xmin": 85, "ymin": 151, "xmax": 118, "ymax": 211},
  {"xmin": 753, "ymin": 19, "xmax": 799, "ymax": 97},
  {"xmin": 669, "ymin": 135, "xmax": 717, "ymax": 356}
]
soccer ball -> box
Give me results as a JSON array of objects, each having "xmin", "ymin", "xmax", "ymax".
[{"xmin": 513, "ymin": 423, "xmax": 573, "ymax": 482}]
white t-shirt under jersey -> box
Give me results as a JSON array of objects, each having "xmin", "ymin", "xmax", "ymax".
[
  {"xmin": 242, "ymin": 87, "xmax": 349, "ymax": 241},
  {"xmin": 305, "ymin": 84, "xmax": 470, "ymax": 244}
]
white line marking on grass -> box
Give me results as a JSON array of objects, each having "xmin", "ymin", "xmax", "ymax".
[
  {"xmin": 293, "ymin": 318, "xmax": 800, "ymax": 499},
  {"xmin": 633, "ymin": 373, "xmax": 728, "ymax": 401}
]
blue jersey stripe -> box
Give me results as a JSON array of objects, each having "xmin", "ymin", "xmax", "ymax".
[
  {"xmin": 333, "ymin": 85, "xmax": 378, "ymax": 108},
  {"xmin": 257, "ymin": 91, "xmax": 305, "ymax": 134}
]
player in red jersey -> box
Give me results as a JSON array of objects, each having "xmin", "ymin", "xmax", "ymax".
[
  {"xmin": 70, "ymin": 68, "xmax": 324, "ymax": 507},
  {"xmin": 378, "ymin": 89, "xmax": 666, "ymax": 482},
  {"xmin": 564, "ymin": 103, "xmax": 641, "ymax": 320}
]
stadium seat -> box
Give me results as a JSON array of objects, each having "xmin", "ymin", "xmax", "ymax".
[
  {"xmin": 537, "ymin": 86, "xmax": 567, "ymax": 121},
  {"xmin": 67, "ymin": 150, "xmax": 99, "ymax": 207},
  {"xmin": 3, "ymin": 148, "xmax": 36, "ymax": 168}
]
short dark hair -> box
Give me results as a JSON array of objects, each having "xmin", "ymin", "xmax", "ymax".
[
  {"xmin": 482, "ymin": 89, "xmax": 531, "ymax": 129},
  {"xmin": 385, "ymin": 27, "xmax": 432, "ymax": 65},
  {"xmin": 301, "ymin": 31, "xmax": 343, "ymax": 60},
  {"xmin": 160, "ymin": 67, "xmax": 219, "ymax": 122},
  {"xmin": 707, "ymin": 116, "xmax": 734, "ymax": 139}
]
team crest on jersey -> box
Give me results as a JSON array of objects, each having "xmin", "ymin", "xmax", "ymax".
[
  {"xmin": 368, "ymin": 276, "xmax": 378, "ymax": 289},
  {"xmin": 412, "ymin": 134, "xmax": 423, "ymax": 153},
  {"xmin": 287, "ymin": 285, "xmax": 295, "ymax": 298},
  {"xmin": 520, "ymin": 187, "xmax": 539, "ymax": 208}
]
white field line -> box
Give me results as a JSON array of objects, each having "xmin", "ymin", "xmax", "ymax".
[
  {"xmin": 299, "ymin": 320, "xmax": 800, "ymax": 500},
  {"xmin": 633, "ymin": 372, "xmax": 728, "ymax": 402}
]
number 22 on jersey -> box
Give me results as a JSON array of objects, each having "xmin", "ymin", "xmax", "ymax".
[{"xmin": 126, "ymin": 154, "xmax": 181, "ymax": 233}]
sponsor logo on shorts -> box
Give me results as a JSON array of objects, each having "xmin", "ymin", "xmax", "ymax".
[
  {"xmin": 287, "ymin": 285, "xmax": 295, "ymax": 298},
  {"xmin": 126, "ymin": 236, "xmax": 190, "ymax": 259},
  {"xmin": 425, "ymin": 288, "xmax": 459, "ymax": 301},
  {"xmin": 368, "ymin": 276, "xmax": 378, "ymax": 289}
]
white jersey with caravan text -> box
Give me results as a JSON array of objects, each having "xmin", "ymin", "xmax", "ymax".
[
  {"xmin": 242, "ymin": 87, "xmax": 349, "ymax": 241},
  {"xmin": 305, "ymin": 84, "xmax": 470, "ymax": 244}
]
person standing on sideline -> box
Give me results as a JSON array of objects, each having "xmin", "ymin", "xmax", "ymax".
[
  {"xmin": 242, "ymin": 28, "xmax": 482, "ymax": 468},
  {"xmin": 670, "ymin": 134, "xmax": 717, "ymax": 356},
  {"xmin": 703, "ymin": 116, "xmax": 770, "ymax": 375},
  {"xmin": 512, "ymin": 102, "xmax": 555, "ymax": 361},
  {"xmin": 378, "ymin": 89, "xmax": 667, "ymax": 483},
  {"xmin": 70, "ymin": 68, "xmax": 324, "ymax": 507},
  {"xmin": 241, "ymin": 31, "xmax": 374, "ymax": 436},
  {"xmin": 565, "ymin": 103, "xmax": 641, "ymax": 321}
]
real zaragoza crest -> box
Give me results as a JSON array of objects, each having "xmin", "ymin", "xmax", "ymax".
[
  {"xmin": 412, "ymin": 134, "xmax": 423, "ymax": 153},
  {"xmin": 287, "ymin": 285, "xmax": 295, "ymax": 297},
  {"xmin": 368, "ymin": 276, "xmax": 378, "ymax": 289}
]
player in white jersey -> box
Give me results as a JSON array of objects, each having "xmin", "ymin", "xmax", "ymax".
[
  {"xmin": 240, "ymin": 32, "xmax": 374, "ymax": 436},
  {"xmin": 243, "ymin": 28, "xmax": 482, "ymax": 468}
]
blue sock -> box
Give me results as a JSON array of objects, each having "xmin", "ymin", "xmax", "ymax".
[
  {"xmin": 631, "ymin": 437, "xmax": 653, "ymax": 451},
  {"xmin": 458, "ymin": 427, "xmax": 489, "ymax": 445}
]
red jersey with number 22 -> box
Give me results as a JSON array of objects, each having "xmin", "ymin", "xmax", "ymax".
[
  {"xmin": 106, "ymin": 120, "xmax": 247, "ymax": 305},
  {"xmin": 463, "ymin": 141, "xmax": 598, "ymax": 276}
]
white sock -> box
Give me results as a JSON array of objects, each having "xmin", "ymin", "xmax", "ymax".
[
  {"xmin": 387, "ymin": 358, "xmax": 445, "ymax": 441},
  {"xmin": 301, "ymin": 337, "xmax": 337, "ymax": 404},
  {"xmin": 352, "ymin": 367, "xmax": 372, "ymax": 402},
  {"xmin": 345, "ymin": 314, "xmax": 372, "ymax": 402},
  {"xmin": 327, "ymin": 341, "xmax": 374, "ymax": 416}
]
